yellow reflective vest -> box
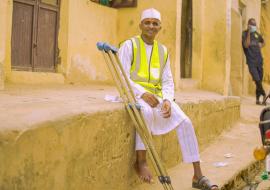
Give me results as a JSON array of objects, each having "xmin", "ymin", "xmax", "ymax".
[{"xmin": 129, "ymin": 36, "xmax": 168, "ymax": 97}]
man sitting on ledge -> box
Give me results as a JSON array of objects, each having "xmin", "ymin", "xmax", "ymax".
[{"xmin": 118, "ymin": 8, "xmax": 219, "ymax": 190}]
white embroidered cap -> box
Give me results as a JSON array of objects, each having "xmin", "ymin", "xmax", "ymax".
[{"xmin": 141, "ymin": 8, "xmax": 161, "ymax": 22}]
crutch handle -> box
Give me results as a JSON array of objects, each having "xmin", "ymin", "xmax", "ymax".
[
  {"xmin": 96, "ymin": 42, "xmax": 118, "ymax": 53},
  {"xmin": 96, "ymin": 42, "xmax": 105, "ymax": 51}
]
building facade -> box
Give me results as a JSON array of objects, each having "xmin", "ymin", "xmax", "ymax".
[{"xmin": 0, "ymin": 0, "xmax": 268, "ymax": 95}]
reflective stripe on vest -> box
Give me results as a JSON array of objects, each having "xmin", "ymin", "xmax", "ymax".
[{"xmin": 130, "ymin": 36, "xmax": 168, "ymax": 97}]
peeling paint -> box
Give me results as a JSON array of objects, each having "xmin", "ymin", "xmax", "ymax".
[{"xmin": 66, "ymin": 54, "xmax": 107, "ymax": 84}]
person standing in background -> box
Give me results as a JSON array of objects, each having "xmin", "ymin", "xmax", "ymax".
[{"xmin": 242, "ymin": 18, "xmax": 266, "ymax": 105}]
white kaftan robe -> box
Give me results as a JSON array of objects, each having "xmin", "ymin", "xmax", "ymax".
[
  {"xmin": 118, "ymin": 39, "xmax": 200, "ymax": 163},
  {"xmin": 118, "ymin": 40, "xmax": 188, "ymax": 135}
]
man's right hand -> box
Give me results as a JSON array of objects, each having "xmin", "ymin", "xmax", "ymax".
[
  {"xmin": 141, "ymin": 92, "xmax": 159, "ymax": 108},
  {"xmin": 248, "ymin": 25, "xmax": 252, "ymax": 32}
]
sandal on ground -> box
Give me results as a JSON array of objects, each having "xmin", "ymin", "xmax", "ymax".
[{"xmin": 192, "ymin": 176, "xmax": 219, "ymax": 190}]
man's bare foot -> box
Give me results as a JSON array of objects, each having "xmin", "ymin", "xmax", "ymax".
[{"xmin": 134, "ymin": 161, "xmax": 153, "ymax": 183}]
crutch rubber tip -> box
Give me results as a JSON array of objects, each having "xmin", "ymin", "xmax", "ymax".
[
  {"xmin": 158, "ymin": 176, "xmax": 171, "ymax": 184},
  {"xmin": 96, "ymin": 42, "xmax": 105, "ymax": 51}
]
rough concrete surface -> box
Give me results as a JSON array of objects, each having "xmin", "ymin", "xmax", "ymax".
[
  {"xmin": 257, "ymin": 180, "xmax": 270, "ymax": 190},
  {"xmin": 136, "ymin": 97, "xmax": 267, "ymax": 190},
  {"xmin": 0, "ymin": 84, "xmax": 240, "ymax": 190}
]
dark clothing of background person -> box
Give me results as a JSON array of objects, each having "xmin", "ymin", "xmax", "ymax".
[{"xmin": 242, "ymin": 30, "xmax": 266, "ymax": 101}]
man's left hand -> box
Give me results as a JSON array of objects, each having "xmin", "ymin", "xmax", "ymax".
[{"xmin": 161, "ymin": 100, "xmax": 171, "ymax": 118}]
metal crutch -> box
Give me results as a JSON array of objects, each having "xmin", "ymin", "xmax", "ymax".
[
  {"xmin": 97, "ymin": 42, "xmax": 175, "ymax": 190},
  {"xmin": 97, "ymin": 42, "xmax": 172, "ymax": 190},
  {"xmin": 107, "ymin": 46, "xmax": 174, "ymax": 188},
  {"xmin": 98, "ymin": 42, "xmax": 173, "ymax": 190},
  {"xmin": 97, "ymin": 43, "xmax": 172, "ymax": 190},
  {"xmin": 108, "ymin": 48, "xmax": 174, "ymax": 189}
]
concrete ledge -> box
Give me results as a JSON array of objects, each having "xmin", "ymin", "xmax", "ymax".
[
  {"xmin": 178, "ymin": 79, "xmax": 199, "ymax": 90},
  {"xmin": 7, "ymin": 71, "xmax": 65, "ymax": 85},
  {"xmin": 136, "ymin": 97, "xmax": 263, "ymax": 190},
  {"xmin": 0, "ymin": 85, "xmax": 240, "ymax": 190}
]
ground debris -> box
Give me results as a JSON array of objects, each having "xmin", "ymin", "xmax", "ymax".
[{"xmin": 256, "ymin": 180, "xmax": 270, "ymax": 190}]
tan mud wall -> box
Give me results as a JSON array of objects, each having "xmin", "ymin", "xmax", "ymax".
[
  {"xmin": 244, "ymin": 0, "xmax": 262, "ymax": 95},
  {"xmin": 63, "ymin": 1, "xmax": 118, "ymax": 85},
  {"xmin": 0, "ymin": 0, "xmax": 10, "ymax": 89},
  {"xmin": 245, "ymin": 0, "xmax": 261, "ymax": 27},
  {"xmin": 232, "ymin": 0, "xmax": 239, "ymax": 10},
  {"xmin": 1, "ymin": 1, "xmax": 118, "ymax": 85},
  {"xmin": 2, "ymin": 0, "xmax": 12, "ymax": 81},
  {"xmin": 231, "ymin": 9, "xmax": 243, "ymax": 96},
  {"xmin": 261, "ymin": 2, "xmax": 270, "ymax": 84},
  {"xmin": 201, "ymin": 0, "xmax": 227, "ymax": 94},
  {"xmin": 57, "ymin": 0, "xmax": 69, "ymax": 75},
  {"xmin": 0, "ymin": 0, "xmax": 181, "ymax": 86},
  {"xmin": 192, "ymin": 0, "xmax": 204, "ymax": 85},
  {"xmin": 0, "ymin": 98, "xmax": 240, "ymax": 190},
  {"xmin": 1, "ymin": 0, "xmax": 264, "ymax": 92}
]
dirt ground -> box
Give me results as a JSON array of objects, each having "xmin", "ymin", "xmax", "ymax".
[{"xmin": 135, "ymin": 96, "xmax": 268, "ymax": 190}]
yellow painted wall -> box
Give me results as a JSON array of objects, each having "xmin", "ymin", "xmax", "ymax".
[
  {"xmin": 57, "ymin": 0, "xmax": 69, "ymax": 75},
  {"xmin": 231, "ymin": 8, "xmax": 243, "ymax": 96},
  {"xmin": 1, "ymin": 0, "xmax": 118, "ymax": 85},
  {"xmin": 3, "ymin": 0, "xmax": 12, "ymax": 81},
  {"xmin": 192, "ymin": 0, "xmax": 204, "ymax": 86},
  {"xmin": 0, "ymin": 0, "xmax": 264, "ymax": 93},
  {"xmin": 193, "ymin": 0, "xmax": 262, "ymax": 95},
  {"xmin": 0, "ymin": 0, "xmax": 13, "ymax": 88},
  {"xmin": 193, "ymin": 0, "xmax": 261, "ymax": 95},
  {"xmin": 241, "ymin": 0, "xmax": 262, "ymax": 95},
  {"xmin": 63, "ymin": 1, "xmax": 118, "ymax": 84},
  {"xmin": 0, "ymin": 0, "xmax": 8, "ymax": 90},
  {"xmin": 232, "ymin": 0, "xmax": 239, "ymax": 10},
  {"xmin": 117, "ymin": 0, "xmax": 181, "ymax": 87},
  {"xmin": 201, "ymin": 0, "xmax": 227, "ymax": 94},
  {"xmin": 261, "ymin": 2, "xmax": 270, "ymax": 84},
  {"xmin": 245, "ymin": 0, "xmax": 261, "ymax": 26}
]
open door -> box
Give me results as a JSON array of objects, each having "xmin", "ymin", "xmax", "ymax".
[{"xmin": 180, "ymin": 0, "xmax": 192, "ymax": 78}]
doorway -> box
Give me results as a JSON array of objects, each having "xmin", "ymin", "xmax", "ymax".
[
  {"xmin": 11, "ymin": 0, "xmax": 60, "ymax": 72},
  {"xmin": 180, "ymin": 0, "xmax": 192, "ymax": 78}
]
